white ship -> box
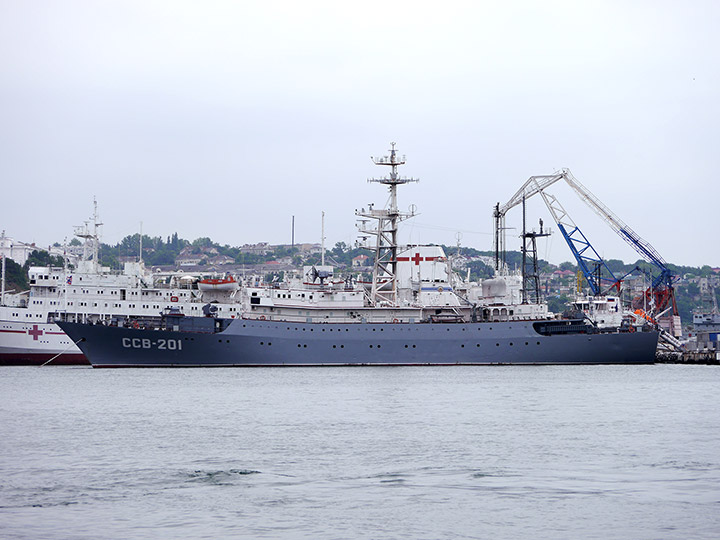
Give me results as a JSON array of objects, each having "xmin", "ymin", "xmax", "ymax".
[{"xmin": 0, "ymin": 202, "xmax": 243, "ymax": 365}]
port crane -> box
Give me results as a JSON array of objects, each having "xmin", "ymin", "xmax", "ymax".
[{"xmin": 493, "ymin": 168, "xmax": 678, "ymax": 318}]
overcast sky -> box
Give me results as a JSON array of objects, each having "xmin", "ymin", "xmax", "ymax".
[{"xmin": 1, "ymin": 1, "xmax": 718, "ymax": 267}]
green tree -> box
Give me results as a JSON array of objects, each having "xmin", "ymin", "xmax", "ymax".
[
  {"xmin": 3, "ymin": 257, "xmax": 28, "ymax": 291},
  {"xmin": 304, "ymin": 253, "xmax": 321, "ymax": 266},
  {"xmin": 218, "ymin": 245, "xmax": 241, "ymax": 259},
  {"xmin": 686, "ymin": 283, "xmax": 701, "ymax": 297},
  {"xmin": 192, "ymin": 237, "xmax": 213, "ymax": 248},
  {"xmin": 235, "ymin": 252, "xmax": 262, "ymax": 265},
  {"xmin": 466, "ymin": 260, "xmax": 494, "ymax": 281},
  {"xmin": 332, "ymin": 241, "xmax": 348, "ymax": 257},
  {"xmin": 547, "ymin": 294, "xmax": 572, "ymax": 314},
  {"xmin": 23, "ymin": 250, "xmax": 64, "ymax": 270}
]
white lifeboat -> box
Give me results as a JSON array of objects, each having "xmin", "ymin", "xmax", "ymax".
[{"xmin": 197, "ymin": 275, "xmax": 239, "ymax": 292}]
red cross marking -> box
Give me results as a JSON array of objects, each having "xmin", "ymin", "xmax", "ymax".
[
  {"xmin": 411, "ymin": 253, "xmax": 424, "ymax": 265},
  {"xmin": 28, "ymin": 324, "xmax": 44, "ymax": 341}
]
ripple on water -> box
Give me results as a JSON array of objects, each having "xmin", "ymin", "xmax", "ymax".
[{"xmin": 184, "ymin": 468, "xmax": 262, "ymax": 485}]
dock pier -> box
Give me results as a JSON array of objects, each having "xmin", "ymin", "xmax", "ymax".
[{"xmin": 656, "ymin": 350, "xmax": 720, "ymax": 365}]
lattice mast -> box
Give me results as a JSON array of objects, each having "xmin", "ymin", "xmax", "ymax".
[
  {"xmin": 356, "ymin": 143, "xmax": 418, "ymax": 306},
  {"xmin": 74, "ymin": 197, "xmax": 103, "ymax": 272}
]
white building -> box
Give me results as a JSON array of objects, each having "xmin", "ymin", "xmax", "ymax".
[{"xmin": 0, "ymin": 231, "xmax": 40, "ymax": 266}]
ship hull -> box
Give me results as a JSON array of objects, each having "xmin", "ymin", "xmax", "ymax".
[
  {"xmin": 58, "ymin": 319, "xmax": 658, "ymax": 368},
  {"xmin": 0, "ymin": 321, "xmax": 89, "ymax": 365}
]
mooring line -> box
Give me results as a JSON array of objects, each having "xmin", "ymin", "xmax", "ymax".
[{"xmin": 40, "ymin": 338, "xmax": 85, "ymax": 367}]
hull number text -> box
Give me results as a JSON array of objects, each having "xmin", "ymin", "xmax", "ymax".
[{"xmin": 122, "ymin": 338, "xmax": 183, "ymax": 350}]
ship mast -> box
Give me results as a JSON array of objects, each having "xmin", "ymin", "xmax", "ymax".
[
  {"xmin": 74, "ymin": 198, "xmax": 103, "ymax": 272},
  {"xmin": 1, "ymin": 252, "xmax": 5, "ymax": 307},
  {"xmin": 356, "ymin": 143, "xmax": 418, "ymax": 306},
  {"xmin": 63, "ymin": 238, "xmax": 69, "ymax": 315},
  {"xmin": 321, "ymin": 211, "xmax": 325, "ymax": 267}
]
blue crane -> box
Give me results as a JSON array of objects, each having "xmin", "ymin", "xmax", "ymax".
[{"xmin": 494, "ymin": 169, "xmax": 677, "ymax": 315}]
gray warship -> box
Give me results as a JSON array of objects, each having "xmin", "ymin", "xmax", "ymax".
[{"xmin": 58, "ymin": 144, "xmax": 659, "ymax": 367}]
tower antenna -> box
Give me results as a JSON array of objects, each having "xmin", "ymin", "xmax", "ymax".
[{"xmin": 356, "ymin": 143, "xmax": 418, "ymax": 305}]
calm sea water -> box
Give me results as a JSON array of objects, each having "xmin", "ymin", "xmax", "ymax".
[{"xmin": 1, "ymin": 365, "xmax": 719, "ymax": 540}]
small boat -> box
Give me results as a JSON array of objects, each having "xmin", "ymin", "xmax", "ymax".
[{"xmin": 197, "ymin": 275, "xmax": 239, "ymax": 292}]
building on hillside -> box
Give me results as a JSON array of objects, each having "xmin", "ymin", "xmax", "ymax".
[
  {"xmin": 0, "ymin": 232, "xmax": 39, "ymax": 266},
  {"xmin": 240, "ymin": 243, "xmax": 272, "ymax": 255},
  {"xmin": 295, "ymin": 243, "xmax": 322, "ymax": 254},
  {"xmin": 175, "ymin": 246, "xmax": 220, "ymax": 266},
  {"xmin": 352, "ymin": 254, "xmax": 369, "ymax": 267},
  {"xmin": 552, "ymin": 269, "xmax": 576, "ymax": 279},
  {"xmin": 262, "ymin": 260, "xmax": 295, "ymax": 272},
  {"xmin": 176, "ymin": 256, "xmax": 205, "ymax": 267},
  {"xmin": 268, "ymin": 257, "xmax": 294, "ymax": 266},
  {"xmin": 207, "ymin": 255, "xmax": 235, "ymax": 266}
]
